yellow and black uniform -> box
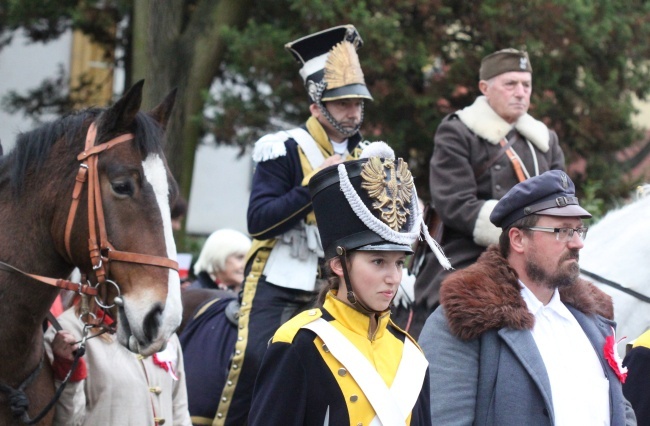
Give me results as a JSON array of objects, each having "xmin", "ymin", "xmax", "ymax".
[
  {"xmin": 249, "ymin": 292, "xmax": 431, "ymax": 426},
  {"xmin": 623, "ymin": 329, "xmax": 650, "ymax": 425}
]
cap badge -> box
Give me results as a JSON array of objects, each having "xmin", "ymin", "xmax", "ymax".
[
  {"xmin": 519, "ymin": 57, "xmax": 528, "ymax": 70},
  {"xmin": 561, "ymin": 172, "xmax": 569, "ymax": 189},
  {"xmin": 324, "ymin": 41, "xmax": 366, "ymax": 90},
  {"xmin": 361, "ymin": 157, "xmax": 413, "ymax": 231}
]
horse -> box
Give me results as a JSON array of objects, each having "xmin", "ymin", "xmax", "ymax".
[
  {"xmin": 0, "ymin": 80, "xmax": 183, "ymax": 425},
  {"xmin": 579, "ymin": 188, "xmax": 650, "ymax": 349}
]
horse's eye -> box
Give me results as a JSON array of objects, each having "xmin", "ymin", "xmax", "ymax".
[{"xmin": 111, "ymin": 181, "xmax": 134, "ymax": 197}]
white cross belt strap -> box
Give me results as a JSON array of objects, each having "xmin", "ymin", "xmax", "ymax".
[
  {"xmin": 285, "ymin": 128, "xmax": 326, "ymax": 169},
  {"xmin": 303, "ymin": 318, "xmax": 428, "ymax": 425}
]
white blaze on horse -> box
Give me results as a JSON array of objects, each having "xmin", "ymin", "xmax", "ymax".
[
  {"xmin": 580, "ymin": 187, "xmax": 650, "ymax": 351},
  {"xmin": 0, "ymin": 81, "xmax": 182, "ymax": 425}
]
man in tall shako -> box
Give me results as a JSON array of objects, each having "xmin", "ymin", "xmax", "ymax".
[{"xmin": 214, "ymin": 25, "xmax": 374, "ymax": 425}]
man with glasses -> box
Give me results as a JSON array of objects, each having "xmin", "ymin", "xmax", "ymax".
[{"xmin": 419, "ymin": 170, "xmax": 636, "ymax": 425}]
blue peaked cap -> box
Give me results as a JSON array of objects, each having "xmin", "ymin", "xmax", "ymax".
[{"xmin": 490, "ymin": 170, "xmax": 592, "ymax": 229}]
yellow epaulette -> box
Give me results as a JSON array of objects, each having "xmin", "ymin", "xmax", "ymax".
[
  {"xmin": 632, "ymin": 329, "xmax": 650, "ymax": 349},
  {"xmin": 389, "ymin": 318, "xmax": 424, "ymax": 351},
  {"xmin": 272, "ymin": 308, "xmax": 323, "ymax": 344}
]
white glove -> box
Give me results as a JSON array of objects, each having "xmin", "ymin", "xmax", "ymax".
[{"xmin": 304, "ymin": 224, "xmax": 324, "ymax": 258}]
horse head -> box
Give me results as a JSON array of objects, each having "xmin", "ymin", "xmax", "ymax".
[{"xmin": 54, "ymin": 81, "xmax": 182, "ymax": 356}]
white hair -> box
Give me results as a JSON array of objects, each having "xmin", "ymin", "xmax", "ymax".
[{"xmin": 193, "ymin": 229, "xmax": 252, "ymax": 276}]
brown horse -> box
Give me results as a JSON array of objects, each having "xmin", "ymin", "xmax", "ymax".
[{"xmin": 0, "ymin": 81, "xmax": 183, "ymax": 425}]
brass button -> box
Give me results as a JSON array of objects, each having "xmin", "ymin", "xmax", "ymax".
[
  {"xmin": 322, "ymin": 344, "xmax": 329, "ymax": 353},
  {"xmin": 233, "ymin": 364, "xmax": 239, "ymax": 370},
  {"xmin": 350, "ymin": 395, "xmax": 358, "ymax": 402},
  {"xmin": 235, "ymin": 350, "xmax": 241, "ymax": 355},
  {"xmin": 154, "ymin": 418, "xmax": 165, "ymax": 425},
  {"xmin": 255, "ymin": 257, "xmax": 261, "ymax": 262},
  {"xmin": 217, "ymin": 413, "xmax": 223, "ymax": 418},
  {"xmin": 308, "ymin": 309, "xmax": 317, "ymax": 316},
  {"xmin": 338, "ymin": 368, "xmax": 347, "ymax": 376},
  {"xmin": 222, "ymin": 396, "xmax": 227, "ymax": 402},
  {"xmin": 227, "ymin": 380, "xmax": 233, "ymax": 386},
  {"xmin": 238, "ymin": 336, "xmax": 244, "ymax": 341},
  {"xmin": 149, "ymin": 386, "xmax": 162, "ymax": 395}
]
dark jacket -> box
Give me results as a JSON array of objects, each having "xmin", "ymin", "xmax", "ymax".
[
  {"xmin": 249, "ymin": 293, "xmax": 431, "ymax": 426},
  {"xmin": 415, "ymin": 96, "xmax": 565, "ymax": 311},
  {"xmin": 623, "ymin": 330, "xmax": 650, "ymax": 425},
  {"xmin": 247, "ymin": 126, "xmax": 362, "ymax": 240}
]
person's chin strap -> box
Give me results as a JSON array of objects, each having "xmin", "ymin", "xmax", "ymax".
[{"xmin": 336, "ymin": 246, "xmax": 382, "ymax": 315}]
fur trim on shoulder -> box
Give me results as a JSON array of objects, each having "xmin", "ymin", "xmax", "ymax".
[
  {"xmin": 252, "ymin": 131, "xmax": 288, "ymax": 162},
  {"xmin": 440, "ymin": 245, "xmax": 615, "ymax": 340},
  {"xmin": 440, "ymin": 246, "xmax": 533, "ymax": 340},
  {"xmin": 456, "ymin": 96, "xmax": 550, "ymax": 152}
]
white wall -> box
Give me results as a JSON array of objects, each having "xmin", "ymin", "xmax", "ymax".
[
  {"xmin": 0, "ymin": 31, "xmax": 72, "ymax": 152},
  {"xmin": 186, "ymin": 144, "xmax": 252, "ymax": 235}
]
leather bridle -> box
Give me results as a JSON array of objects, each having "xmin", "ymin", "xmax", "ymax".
[
  {"xmin": 0, "ymin": 121, "xmax": 179, "ymax": 299},
  {"xmin": 63, "ymin": 122, "xmax": 179, "ymax": 287}
]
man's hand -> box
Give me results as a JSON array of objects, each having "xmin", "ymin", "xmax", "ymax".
[
  {"xmin": 52, "ymin": 330, "xmax": 79, "ymax": 361},
  {"xmin": 318, "ymin": 154, "xmax": 344, "ymax": 171}
]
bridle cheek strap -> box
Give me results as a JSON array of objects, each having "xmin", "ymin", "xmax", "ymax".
[{"xmin": 64, "ymin": 122, "xmax": 179, "ymax": 284}]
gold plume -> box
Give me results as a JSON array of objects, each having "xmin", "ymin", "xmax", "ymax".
[{"xmin": 324, "ymin": 41, "xmax": 366, "ymax": 90}]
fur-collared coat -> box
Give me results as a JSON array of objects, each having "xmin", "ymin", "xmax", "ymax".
[
  {"xmin": 414, "ymin": 96, "xmax": 565, "ymax": 313},
  {"xmin": 419, "ymin": 246, "xmax": 637, "ymax": 426}
]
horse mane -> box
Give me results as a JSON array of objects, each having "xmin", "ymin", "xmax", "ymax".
[{"xmin": 8, "ymin": 108, "xmax": 166, "ymax": 195}]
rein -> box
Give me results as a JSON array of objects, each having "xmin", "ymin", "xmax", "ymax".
[{"xmin": 580, "ymin": 268, "xmax": 650, "ymax": 304}]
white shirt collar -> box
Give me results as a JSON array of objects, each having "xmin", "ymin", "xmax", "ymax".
[{"xmin": 519, "ymin": 280, "xmax": 574, "ymax": 322}]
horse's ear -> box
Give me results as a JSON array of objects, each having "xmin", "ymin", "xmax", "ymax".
[
  {"xmin": 98, "ymin": 80, "xmax": 144, "ymax": 135},
  {"xmin": 148, "ymin": 88, "xmax": 177, "ymax": 130}
]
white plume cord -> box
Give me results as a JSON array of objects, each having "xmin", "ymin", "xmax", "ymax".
[
  {"xmin": 420, "ymin": 219, "xmax": 452, "ymax": 270},
  {"xmin": 337, "ymin": 164, "xmax": 452, "ymax": 270}
]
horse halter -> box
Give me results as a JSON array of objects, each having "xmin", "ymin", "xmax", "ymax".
[{"xmin": 63, "ymin": 122, "xmax": 179, "ymax": 295}]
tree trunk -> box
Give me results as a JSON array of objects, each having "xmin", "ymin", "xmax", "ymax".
[{"xmin": 131, "ymin": 0, "xmax": 253, "ymax": 212}]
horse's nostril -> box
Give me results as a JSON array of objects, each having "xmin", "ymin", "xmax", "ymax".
[{"xmin": 142, "ymin": 303, "xmax": 163, "ymax": 342}]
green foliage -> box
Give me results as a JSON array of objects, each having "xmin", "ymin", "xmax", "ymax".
[
  {"xmin": 206, "ymin": 0, "xmax": 650, "ymax": 207},
  {"xmin": 2, "ymin": 0, "xmax": 650, "ymax": 217}
]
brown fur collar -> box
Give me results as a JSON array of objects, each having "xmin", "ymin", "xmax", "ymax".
[{"xmin": 440, "ymin": 246, "xmax": 614, "ymax": 340}]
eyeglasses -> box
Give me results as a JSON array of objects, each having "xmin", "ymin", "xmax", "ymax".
[{"xmin": 523, "ymin": 226, "xmax": 588, "ymax": 242}]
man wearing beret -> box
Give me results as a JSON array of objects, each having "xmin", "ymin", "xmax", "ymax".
[
  {"xmin": 419, "ymin": 170, "xmax": 636, "ymax": 425},
  {"xmin": 412, "ymin": 48, "xmax": 566, "ymax": 338}
]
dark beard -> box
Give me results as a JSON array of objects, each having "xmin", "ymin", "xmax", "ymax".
[{"xmin": 525, "ymin": 249, "xmax": 580, "ymax": 290}]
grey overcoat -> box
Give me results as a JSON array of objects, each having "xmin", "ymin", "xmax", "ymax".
[{"xmin": 419, "ymin": 247, "xmax": 636, "ymax": 426}]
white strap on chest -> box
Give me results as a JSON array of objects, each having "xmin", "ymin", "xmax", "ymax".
[
  {"xmin": 284, "ymin": 128, "xmax": 326, "ymax": 169},
  {"xmin": 303, "ymin": 318, "xmax": 427, "ymax": 426}
]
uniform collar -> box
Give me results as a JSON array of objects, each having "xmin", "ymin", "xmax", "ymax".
[{"xmin": 323, "ymin": 291, "xmax": 391, "ymax": 341}]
